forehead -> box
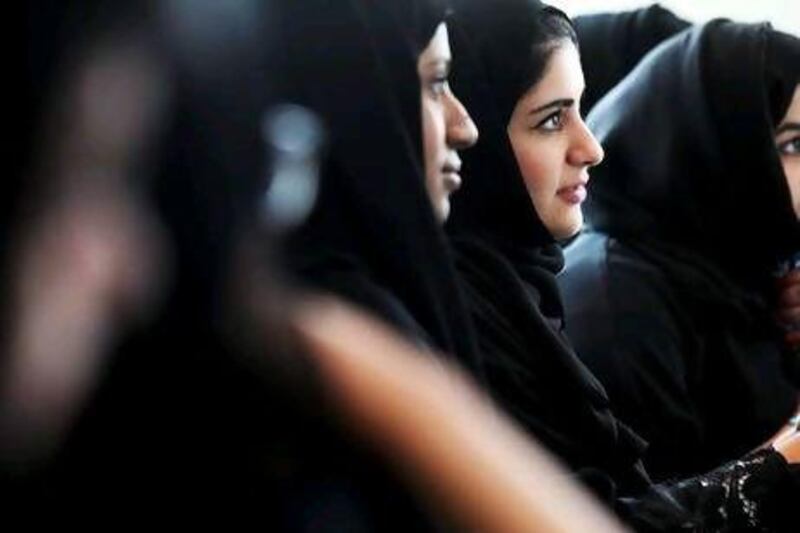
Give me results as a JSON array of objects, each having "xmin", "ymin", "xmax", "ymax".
[
  {"xmin": 419, "ymin": 22, "xmax": 450, "ymax": 64},
  {"xmin": 517, "ymin": 42, "xmax": 584, "ymax": 107}
]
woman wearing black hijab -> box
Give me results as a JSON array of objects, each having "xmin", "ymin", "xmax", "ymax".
[
  {"xmin": 447, "ymin": 0, "xmax": 800, "ymax": 529},
  {"xmin": 573, "ymin": 3, "xmax": 690, "ymax": 115},
  {"xmin": 560, "ymin": 22, "xmax": 800, "ymax": 481},
  {"xmin": 284, "ymin": 0, "xmax": 480, "ymax": 364}
]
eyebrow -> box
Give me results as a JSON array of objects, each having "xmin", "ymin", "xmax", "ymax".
[
  {"xmin": 528, "ymin": 98, "xmax": 574, "ymax": 116},
  {"xmin": 776, "ymin": 122, "xmax": 800, "ymax": 135}
]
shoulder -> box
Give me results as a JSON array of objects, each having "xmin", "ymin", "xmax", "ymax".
[
  {"xmin": 561, "ymin": 233, "xmax": 693, "ymax": 370},
  {"xmin": 562, "ymin": 233, "xmax": 683, "ymax": 317}
]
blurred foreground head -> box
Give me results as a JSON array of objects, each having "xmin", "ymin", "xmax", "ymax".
[
  {"xmin": 3, "ymin": 0, "xmax": 169, "ymax": 468},
  {"xmin": 2, "ymin": 0, "xmax": 307, "ymax": 476}
]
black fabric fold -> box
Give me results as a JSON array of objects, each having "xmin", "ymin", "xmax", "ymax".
[{"xmin": 574, "ymin": 4, "xmax": 690, "ymax": 115}]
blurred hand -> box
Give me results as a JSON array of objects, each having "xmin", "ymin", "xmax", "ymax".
[
  {"xmin": 292, "ymin": 297, "xmax": 626, "ymax": 533},
  {"xmin": 774, "ymin": 428, "xmax": 800, "ymax": 464}
]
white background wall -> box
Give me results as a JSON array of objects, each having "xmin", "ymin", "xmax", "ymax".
[{"xmin": 549, "ymin": 1, "xmax": 799, "ymax": 34}]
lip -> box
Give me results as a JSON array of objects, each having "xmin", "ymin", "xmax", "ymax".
[
  {"xmin": 442, "ymin": 161, "xmax": 463, "ymax": 194},
  {"xmin": 556, "ymin": 182, "xmax": 587, "ymax": 205},
  {"xmin": 442, "ymin": 171, "xmax": 462, "ymax": 194}
]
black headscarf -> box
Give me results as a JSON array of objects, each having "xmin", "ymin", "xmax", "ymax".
[
  {"xmin": 284, "ymin": 0, "xmax": 480, "ymax": 366},
  {"xmin": 446, "ymin": 0, "xmax": 651, "ymax": 501},
  {"xmin": 585, "ymin": 21, "xmax": 800, "ymax": 294},
  {"xmin": 574, "ymin": 4, "xmax": 690, "ymax": 115},
  {"xmin": 447, "ymin": 0, "xmax": 574, "ymax": 248}
]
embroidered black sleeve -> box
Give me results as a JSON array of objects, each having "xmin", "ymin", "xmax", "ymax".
[{"xmin": 621, "ymin": 448, "xmax": 800, "ymax": 532}]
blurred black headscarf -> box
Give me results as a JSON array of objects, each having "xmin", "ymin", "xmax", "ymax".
[
  {"xmin": 573, "ymin": 4, "xmax": 690, "ymax": 115},
  {"xmin": 284, "ymin": 0, "xmax": 481, "ymax": 366},
  {"xmin": 585, "ymin": 21, "xmax": 800, "ymax": 293}
]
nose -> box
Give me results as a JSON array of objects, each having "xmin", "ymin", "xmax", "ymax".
[
  {"xmin": 445, "ymin": 91, "xmax": 478, "ymax": 150},
  {"xmin": 568, "ymin": 117, "xmax": 604, "ymax": 168}
]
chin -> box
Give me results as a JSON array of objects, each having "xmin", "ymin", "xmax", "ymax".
[
  {"xmin": 550, "ymin": 215, "xmax": 584, "ymax": 240},
  {"xmin": 434, "ymin": 198, "xmax": 450, "ymax": 224}
]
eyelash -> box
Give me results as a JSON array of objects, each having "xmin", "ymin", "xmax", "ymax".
[
  {"xmin": 429, "ymin": 77, "xmax": 449, "ymax": 97},
  {"xmin": 778, "ymin": 137, "xmax": 800, "ymax": 156},
  {"xmin": 534, "ymin": 110, "xmax": 565, "ymax": 132}
]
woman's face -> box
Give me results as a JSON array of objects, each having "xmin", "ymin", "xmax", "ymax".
[
  {"xmin": 777, "ymin": 84, "xmax": 800, "ymax": 219},
  {"xmin": 418, "ymin": 22, "xmax": 478, "ymax": 222},
  {"xmin": 506, "ymin": 42, "xmax": 604, "ymax": 239}
]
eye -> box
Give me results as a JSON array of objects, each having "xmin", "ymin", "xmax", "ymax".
[
  {"xmin": 778, "ymin": 137, "xmax": 800, "ymax": 156},
  {"xmin": 428, "ymin": 77, "xmax": 448, "ymax": 98},
  {"xmin": 535, "ymin": 110, "xmax": 564, "ymax": 132}
]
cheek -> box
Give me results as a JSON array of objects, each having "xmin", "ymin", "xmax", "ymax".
[
  {"xmin": 421, "ymin": 100, "xmax": 446, "ymax": 169},
  {"xmin": 513, "ymin": 141, "xmax": 560, "ymax": 203},
  {"xmin": 784, "ymin": 158, "xmax": 800, "ymax": 215}
]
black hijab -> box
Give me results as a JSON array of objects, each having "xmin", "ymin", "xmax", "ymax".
[
  {"xmin": 447, "ymin": 0, "xmax": 650, "ymax": 499},
  {"xmin": 284, "ymin": 0, "xmax": 480, "ymax": 366},
  {"xmin": 585, "ymin": 21, "xmax": 800, "ymax": 296},
  {"xmin": 574, "ymin": 4, "xmax": 690, "ymax": 115},
  {"xmin": 447, "ymin": 0, "xmax": 568, "ymax": 248}
]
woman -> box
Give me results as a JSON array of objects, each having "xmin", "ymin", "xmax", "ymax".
[
  {"xmin": 447, "ymin": 0, "xmax": 800, "ymax": 529},
  {"xmin": 284, "ymin": 0, "xmax": 480, "ymax": 363},
  {"xmin": 559, "ymin": 21, "xmax": 800, "ymax": 480}
]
